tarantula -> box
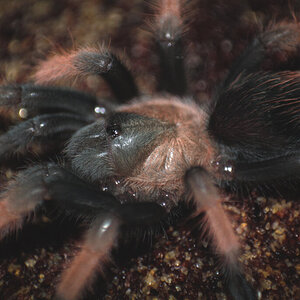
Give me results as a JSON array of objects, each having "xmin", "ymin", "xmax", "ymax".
[{"xmin": 0, "ymin": 0, "xmax": 300, "ymax": 299}]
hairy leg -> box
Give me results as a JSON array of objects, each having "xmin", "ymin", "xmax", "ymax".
[
  {"xmin": 0, "ymin": 113, "xmax": 91, "ymax": 160},
  {"xmin": 0, "ymin": 85, "xmax": 100, "ymax": 122},
  {"xmin": 185, "ymin": 167, "xmax": 256, "ymax": 300},
  {"xmin": 151, "ymin": 0, "xmax": 187, "ymax": 95},
  {"xmin": 0, "ymin": 163, "xmax": 167, "ymax": 299},
  {"xmin": 55, "ymin": 200, "xmax": 167, "ymax": 300},
  {"xmin": 217, "ymin": 153, "xmax": 300, "ymax": 183},
  {"xmin": 0, "ymin": 163, "xmax": 118, "ymax": 238},
  {"xmin": 54, "ymin": 215, "xmax": 120, "ymax": 300},
  {"xmin": 34, "ymin": 47, "xmax": 139, "ymax": 103}
]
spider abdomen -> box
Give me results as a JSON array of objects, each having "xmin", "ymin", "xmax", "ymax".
[{"xmin": 209, "ymin": 71, "xmax": 300, "ymax": 160}]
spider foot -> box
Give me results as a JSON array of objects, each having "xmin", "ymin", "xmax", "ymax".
[{"xmin": 226, "ymin": 266, "xmax": 257, "ymax": 300}]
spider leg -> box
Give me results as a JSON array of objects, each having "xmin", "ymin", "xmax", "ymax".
[
  {"xmin": 222, "ymin": 22, "xmax": 300, "ymax": 88},
  {"xmin": 55, "ymin": 201, "xmax": 166, "ymax": 300},
  {"xmin": 152, "ymin": 0, "xmax": 187, "ymax": 95},
  {"xmin": 34, "ymin": 47, "xmax": 139, "ymax": 103},
  {"xmin": 222, "ymin": 154, "xmax": 300, "ymax": 183},
  {"xmin": 0, "ymin": 163, "xmax": 119, "ymax": 238},
  {"xmin": 185, "ymin": 167, "xmax": 256, "ymax": 300},
  {"xmin": 54, "ymin": 215, "xmax": 120, "ymax": 300},
  {"xmin": 0, "ymin": 162, "xmax": 167, "ymax": 300},
  {"xmin": 0, "ymin": 113, "xmax": 90, "ymax": 160},
  {"xmin": 0, "ymin": 84, "xmax": 99, "ymax": 122}
]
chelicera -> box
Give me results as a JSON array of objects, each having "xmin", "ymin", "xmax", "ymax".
[{"xmin": 0, "ymin": 1, "xmax": 300, "ymax": 299}]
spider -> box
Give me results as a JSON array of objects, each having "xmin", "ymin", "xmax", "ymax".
[{"xmin": 0, "ymin": 0, "xmax": 300, "ymax": 299}]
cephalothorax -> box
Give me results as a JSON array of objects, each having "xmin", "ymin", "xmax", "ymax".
[
  {"xmin": 0, "ymin": 1, "xmax": 300, "ymax": 299},
  {"xmin": 67, "ymin": 97, "xmax": 215, "ymax": 208}
]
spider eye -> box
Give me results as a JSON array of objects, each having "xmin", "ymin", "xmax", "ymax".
[{"xmin": 106, "ymin": 123, "xmax": 121, "ymax": 138}]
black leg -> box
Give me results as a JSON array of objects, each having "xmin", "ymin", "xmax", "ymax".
[
  {"xmin": 0, "ymin": 84, "xmax": 104, "ymax": 122},
  {"xmin": 185, "ymin": 167, "xmax": 256, "ymax": 300},
  {"xmin": 156, "ymin": 36, "xmax": 186, "ymax": 96},
  {"xmin": 44, "ymin": 163, "xmax": 167, "ymax": 222},
  {"xmin": 73, "ymin": 50, "xmax": 139, "ymax": 102},
  {"xmin": 0, "ymin": 162, "xmax": 167, "ymax": 236},
  {"xmin": 152, "ymin": 0, "xmax": 187, "ymax": 95},
  {"xmin": 0, "ymin": 163, "xmax": 118, "ymax": 237},
  {"xmin": 218, "ymin": 154, "xmax": 300, "ymax": 183},
  {"xmin": 0, "ymin": 113, "xmax": 90, "ymax": 160}
]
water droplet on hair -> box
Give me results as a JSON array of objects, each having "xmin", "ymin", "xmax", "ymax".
[
  {"xmin": 18, "ymin": 108, "xmax": 28, "ymax": 119},
  {"xmin": 94, "ymin": 106, "xmax": 106, "ymax": 115}
]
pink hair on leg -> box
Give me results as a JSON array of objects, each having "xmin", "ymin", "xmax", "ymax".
[
  {"xmin": 186, "ymin": 168, "xmax": 240, "ymax": 266},
  {"xmin": 56, "ymin": 217, "xmax": 119, "ymax": 300},
  {"xmin": 0, "ymin": 200, "xmax": 24, "ymax": 239},
  {"xmin": 34, "ymin": 50, "xmax": 79, "ymax": 84},
  {"xmin": 34, "ymin": 46, "xmax": 110, "ymax": 85}
]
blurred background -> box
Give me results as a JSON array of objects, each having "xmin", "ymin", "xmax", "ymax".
[{"xmin": 0, "ymin": 0, "xmax": 299, "ymax": 299}]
